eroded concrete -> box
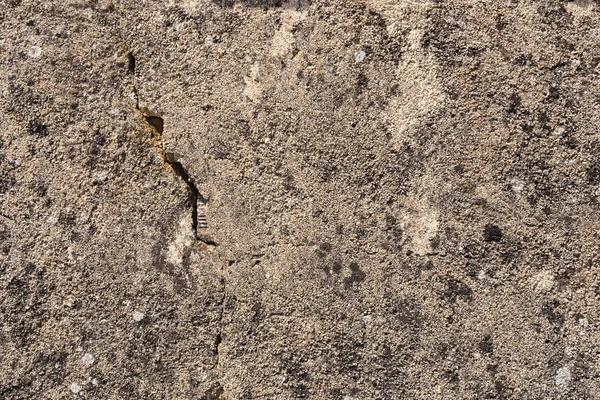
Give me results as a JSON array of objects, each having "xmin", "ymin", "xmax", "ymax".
[{"xmin": 1, "ymin": 0, "xmax": 600, "ymax": 398}]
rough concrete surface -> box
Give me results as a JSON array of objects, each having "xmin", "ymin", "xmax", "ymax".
[{"xmin": 1, "ymin": 0, "xmax": 600, "ymax": 398}]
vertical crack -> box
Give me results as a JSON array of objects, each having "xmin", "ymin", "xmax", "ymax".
[
  {"xmin": 126, "ymin": 51, "xmax": 216, "ymax": 246},
  {"xmin": 123, "ymin": 46, "xmax": 224, "ymax": 398},
  {"xmin": 214, "ymin": 273, "xmax": 227, "ymax": 358}
]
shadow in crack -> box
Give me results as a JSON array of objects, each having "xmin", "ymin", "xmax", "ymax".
[{"xmin": 211, "ymin": 0, "xmax": 310, "ymax": 8}]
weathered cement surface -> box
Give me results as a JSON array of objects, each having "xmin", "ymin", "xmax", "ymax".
[{"xmin": 1, "ymin": 0, "xmax": 600, "ymax": 398}]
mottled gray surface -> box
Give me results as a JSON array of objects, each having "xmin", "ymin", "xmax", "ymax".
[{"xmin": 1, "ymin": 0, "xmax": 600, "ymax": 398}]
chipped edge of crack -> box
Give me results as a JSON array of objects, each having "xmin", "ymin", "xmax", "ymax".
[{"xmin": 125, "ymin": 50, "xmax": 217, "ymax": 248}]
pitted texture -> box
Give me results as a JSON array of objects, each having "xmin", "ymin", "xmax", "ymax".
[{"xmin": 1, "ymin": 0, "xmax": 600, "ymax": 399}]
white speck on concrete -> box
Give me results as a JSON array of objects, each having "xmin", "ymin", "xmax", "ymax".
[
  {"xmin": 555, "ymin": 366, "xmax": 571, "ymax": 390},
  {"xmin": 70, "ymin": 382, "xmax": 81, "ymax": 394},
  {"xmin": 564, "ymin": 346, "xmax": 573, "ymax": 357},
  {"xmin": 93, "ymin": 170, "xmax": 109, "ymax": 184},
  {"xmin": 363, "ymin": 315, "xmax": 372, "ymax": 324},
  {"xmin": 477, "ymin": 270, "xmax": 486, "ymax": 280},
  {"xmin": 553, "ymin": 126, "xmax": 565, "ymax": 136},
  {"xmin": 91, "ymin": 378, "xmax": 98, "ymax": 386},
  {"xmin": 511, "ymin": 180, "xmax": 525, "ymax": 193},
  {"xmin": 81, "ymin": 353, "xmax": 95, "ymax": 366},
  {"xmin": 533, "ymin": 270, "xmax": 554, "ymax": 292},
  {"xmin": 78, "ymin": 213, "xmax": 89, "ymax": 224},
  {"xmin": 28, "ymin": 46, "xmax": 42, "ymax": 58},
  {"xmin": 83, "ymin": 8, "xmax": 94, "ymax": 19},
  {"xmin": 355, "ymin": 50, "xmax": 366, "ymax": 63},
  {"xmin": 133, "ymin": 310, "xmax": 145, "ymax": 322},
  {"xmin": 571, "ymin": 59, "xmax": 581, "ymax": 69},
  {"xmin": 578, "ymin": 316, "xmax": 589, "ymax": 327},
  {"xmin": 109, "ymin": 107, "xmax": 124, "ymax": 117}
]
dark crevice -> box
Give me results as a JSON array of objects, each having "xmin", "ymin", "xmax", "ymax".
[
  {"xmin": 141, "ymin": 114, "xmax": 216, "ymax": 246},
  {"xmin": 127, "ymin": 51, "xmax": 140, "ymax": 109},
  {"xmin": 169, "ymin": 155, "xmax": 200, "ymax": 239},
  {"xmin": 127, "ymin": 51, "xmax": 136, "ymax": 75},
  {"xmin": 145, "ymin": 116, "xmax": 163, "ymax": 134}
]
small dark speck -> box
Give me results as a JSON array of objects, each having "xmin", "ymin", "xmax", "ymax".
[
  {"xmin": 27, "ymin": 119, "xmax": 48, "ymax": 137},
  {"xmin": 332, "ymin": 260, "xmax": 342, "ymax": 274},
  {"xmin": 318, "ymin": 242, "xmax": 332, "ymax": 253},
  {"xmin": 444, "ymin": 369, "xmax": 460, "ymax": 383},
  {"xmin": 478, "ymin": 334, "xmax": 494, "ymax": 355},
  {"xmin": 343, "ymin": 262, "xmax": 366, "ymax": 289},
  {"xmin": 443, "ymin": 278, "xmax": 473, "ymax": 303},
  {"xmin": 483, "ymin": 224, "xmax": 502, "ymax": 242},
  {"xmin": 382, "ymin": 345, "xmax": 392, "ymax": 357}
]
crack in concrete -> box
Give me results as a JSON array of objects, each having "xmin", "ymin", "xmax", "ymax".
[
  {"xmin": 125, "ymin": 51, "xmax": 216, "ymax": 247},
  {"xmin": 214, "ymin": 276, "xmax": 226, "ymax": 359},
  {"xmin": 121, "ymin": 44, "xmax": 225, "ymax": 398}
]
